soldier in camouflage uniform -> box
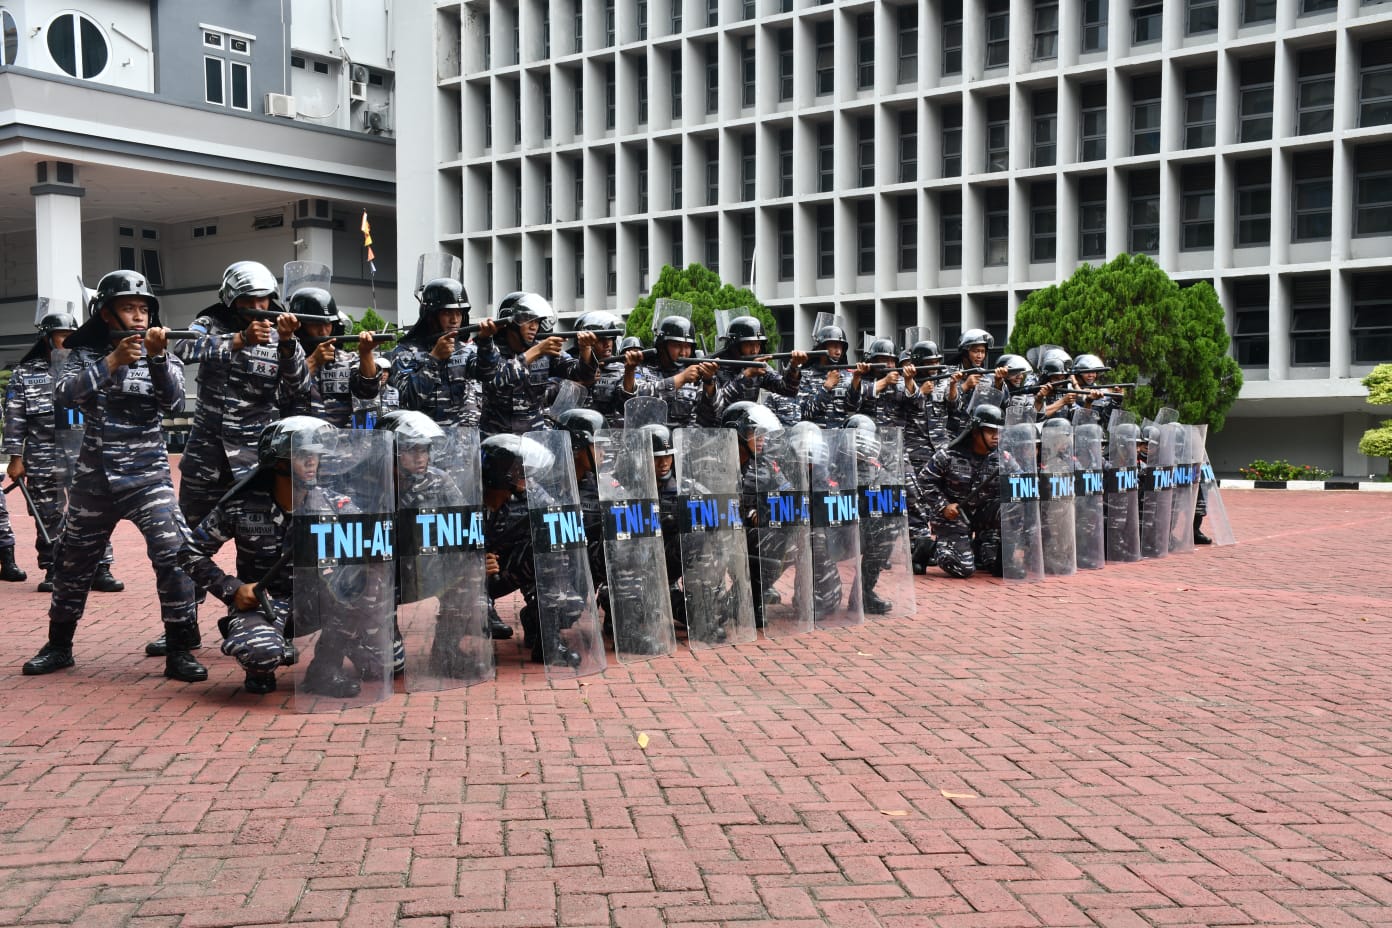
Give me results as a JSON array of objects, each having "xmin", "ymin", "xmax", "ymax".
[
  {"xmin": 631, "ymin": 314, "xmax": 719, "ymax": 428},
  {"xmin": 918, "ymin": 403, "xmax": 1005, "ymax": 579},
  {"xmin": 568, "ymin": 310, "xmax": 635, "ymax": 426},
  {"xmin": 20, "ymin": 271, "xmax": 206, "ymax": 682},
  {"xmin": 711, "ymin": 316, "xmax": 805, "ymax": 421},
  {"xmin": 388, "ymin": 277, "xmax": 498, "ymax": 429},
  {"xmin": 291, "ymin": 289, "xmax": 381, "ymax": 428},
  {"xmin": 481, "ymin": 291, "xmax": 598, "ymax": 436},
  {"xmin": 798, "ymin": 321, "xmax": 865, "ymax": 427},
  {"xmin": 941, "ymin": 329, "xmax": 996, "ymax": 437}
]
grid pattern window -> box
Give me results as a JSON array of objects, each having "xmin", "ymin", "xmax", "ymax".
[
  {"xmin": 1181, "ymin": 163, "xmax": 1216, "ymax": 250},
  {"xmin": 857, "ymin": 118, "xmax": 875, "ymax": 187},
  {"xmin": 1133, "ymin": 4, "xmax": 1162, "ymax": 45},
  {"xmin": 898, "ymin": 195, "xmax": 917, "ymax": 271},
  {"xmin": 741, "ymin": 134, "xmax": 756, "ymax": 201},
  {"xmin": 986, "ymin": 97, "xmax": 1010, "ymax": 173},
  {"xmin": 857, "ymin": 14, "xmax": 874, "ymax": 90},
  {"xmin": 943, "ymin": 0, "xmax": 963, "ymax": 76},
  {"xmin": 942, "ymin": 103, "xmax": 963, "ymax": 177},
  {"xmin": 857, "ymin": 201, "xmax": 875, "ymax": 274},
  {"xmin": 605, "ymin": 0, "xmax": 615, "ymax": 46},
  {"xmin": 671, "ymin": 0, "xmax": 681, "ymax": 32},
  {"xmin": 1185, "ymin": 68, "xmax": 1217, "ymax": 149},
  {"xmin": 778, "ymin": 29, "xmax": 793, "ymax": 101},
  {"xmin": 1352, "ymin": 272, "xmax": 1392, "ymax": 364},
  {"xmin": 670, "ymin": 52, "xmax": 682, "ymax": 119},
  {"xmin": 1187, "ymin": 0, "xmax": 1218, "ymax": 35},
  {"xmin": 670, "ymin": 145, "xmax": 682, "ymax": 209},
  {"xmin": 1031, "ymin": 182, "xmax": 1057, "ymax": 262},
  {"xmin": 1034, "ymin": 89, "xmax": 1058, "ymax": 168},
  {"xmin": 637, "ymin": 0, "xmax": 646, "ymax": 40},
  {"xmin": 817, "ymin": 205, "xmax": 834, "ymax": 277},
  {"xmin": 985, "ymin": 186, "xmax": 1010, "ymax": 265},
  {"xmin": 779, "ymin": 129, "xmax": 794, "ymax": 197},
  {"xmin": 707, "ymin": 0, "xmax": 719, "ymax": 28},
  {"xmin": 606, "ymin": 154, "xmax": 617, "ymax": 216},
  {"xmin": 741, "ymin": 214, "xmax": 755, "ymax": 282},
  {"xmin": 899, "ymin": 110, "xmax": 917, "ymax": 182},
  {"xmin": 1243, "ymin": 0, "xmax": 1277, "ymax": 24},
  {"xmin": 1301, "ymin": 0, "xmax": 1338, "ymax": 13},
  {"xmin": 203, "ymin": 27, "xmax": 252, "ymax": 110},
  {"xmin": 986, "ymin": 0, "xmax": 1011, "ymax": 69},
  {"xmin": 1231, "ymin": 279, "xmax": 1270, "ymax": 367},
  {"xmin": 638, "ymin": 152, "xmax": 649, "ymax": 213},
  {"xmin": 1080, "ymin": 83, "xmax": 1107, "ymax": 162},
  {"xmin": 1034, "ymin": 1, "xmax": 1059, "ymax": 61},
  {"xmin": 1081, "ymin": 0, "xmax": 1107, "ymax": 52},
  {"xmin": 742, "ymin": 37, "xmax": 756, "ymax": 108},
  {"xmin": 638, "ymin": 58, "xmax": 648, "ymax": 125},
  {"xmin": 1235, "ymin": 157, "xmax": 1272, "ymax": 246},
  {"xmin": 605, "ymin": 63, "xmax": 616, "ymax": 130},
  {"xmin": 778, "ymin": 208, "xmax": 795, "ymax": 280},
  {"xmin": 816, "ymin": 21, "xmax": 834, "ymax": 96},
  {"xmin": 1079, "ymin": 175, "xmax": 1107, "ymax": 259},
  {"xmin": 1132, "ymin": 74, "xmax": 1162, "ymax": 156},
  {"xmin": 818, "ymin": 123, "xmax": 835, "ymax": 192},
  {"xmin": 941, "ymin": 190, "xmax": 963, "ymax": 268},
  {"xmin": 1355, "ymin": 143, "xmax": 1392, "ymax": 237},
  {"xmin": 1297, "ymin": 48, "xmax": 1336, "ymax": 135},
  {"xmin": 706, "ymin": 139, "xmax": 719, "ymax": 205},
  {"xmin": 1240, "ymin": 58, "xmax": 1275, "ymax": 142},
  {"xmin": 1362, "ymin": 39, "xmax": 1392, "ymax": 128},
  {"xmin": 705, "ymin": 216, "xmax": 719, "ymax": 272},
  {"xmin": 1129, "ymin": 169, "xmax": 1161, "ymax": 254},
  {"xmin": 1292, "ymin": 149, "xmax": 1333, "ymax": 241},
  {"xmin": 1291, "ymin": 275, "xmax": 1331, "ymax": 366},
  {"xmin": 897, "ymin": 5, "xmax": 917, "ymax": 86},
  {"xmin": 705, "ymin": 44, "xmax": 718, "ymax": 115}
]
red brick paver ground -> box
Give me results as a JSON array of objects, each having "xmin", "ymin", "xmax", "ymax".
[{"xmin": 1, "ymin": 488, "xmax": 1389, "ymax": 927}]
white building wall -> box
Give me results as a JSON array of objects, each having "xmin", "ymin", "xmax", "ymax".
[{"xmin": 6, "ymin": 0, "xmax": 154, "ymax": 92}]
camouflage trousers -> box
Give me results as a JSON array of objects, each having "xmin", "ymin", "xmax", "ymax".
[
  {"xmin": 51, "ymin": 483, "xmax": 197, "ymax": 626},
  {"xmin": 0, "ymin": 485, "xmax": 13, "ymax": 549},
  {"xmin": 221, "ymin": 598, "xmax": 291, "ymax": 673},
  {"xmin": 25, "ymin": 468, "xmax": 114, "ymax": 570},
  {"xmin": 931, "ymin": 517, "xmax": 1002, "ymax": 579},
  {"xmin": 178, "ymin": 444, "xmax": 237, "ymax": 530}
]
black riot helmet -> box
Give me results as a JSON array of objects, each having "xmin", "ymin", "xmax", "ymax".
[
  {"xmin": 972, "ymin": 404, "xmax": 1005, "ymax": 431},
  {"xmin": 997, "ymin": 353, "xmax": 1032, "ymax": 378},
  {"xmin": 865, "ymin": 337, "xmax": 897, "ymax": 364},
  {"xmin": 813, "ymin": 323, "xmax": 849, "ymax": 352},
  {"xmin": 1039, "ymin": 355, "xmax": 1071, "ymax": 380},
  {"xmin": 720, "ymin": 315, "xmax": 767, "ymax": 356},
  {"xmin": 93, "ymin": 269, "xmax": 161, "ymax": 323},
  {"xmin": 258, "ymin": 415, "xmax": 334, "ymax": 468},
  {"xmin": 288, "ymin": 287, "xmax": 339, "ymax": 330},
  {"xmin": 720, "ymin": 400, "xmax": 783, "ymax": 440},
  {"xmin": 556, "ymin": 408, "xmax": 608, "ymax": 452},
  {"xmin": 639, "ymin": 423, "xmax": 675, "ymax": 459},
  {"xmin": 480, "ymin": 434, "xmax": 553, "ymax": 492},
  {"xmin": 375, "ymin": 409, "xmax": 445, "ymax": 450},
  {"xmin": 907, "ymin": 339, "xmax": 943, "ymax": 366},
  {"xmin": 495, "ymin": 291, "xmax": 556, "ymax": 345},
  {"xmin": 219, "ymin": 261, "xmax": 279, "ymax": 307},
  {"xmin": 419, "ymin": 278, "xmax": 470, "ymax": 317},
  {"xmin": 617, "ymin": 335, "xmax": 644, "ymax": 353},
  {"xmin": 654, "ymin": 314, "xmax": 697, "ymax": 346},
  {"xmin": 956, "ymin": 328, "xmax": 994, "ymax": 359},
  {"xmin": 37, "ymin": 310, "xmax": 78, "ymax": 336},
  {"xmin": 576, "ymin": 309, "xmax": 623, "ymax": 332}
]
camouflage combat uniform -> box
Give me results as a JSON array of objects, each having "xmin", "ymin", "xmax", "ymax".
[
  {"xmin": 918, "ymin": 442, "xmax": 1003, "ymax": 579},
  {"xmin": 481, "ymin": 344, "xmax": 595, "ymax": 436},
  {"xmin": 387, "ymin": 331, "xmax": 499, "ymax": 429}
]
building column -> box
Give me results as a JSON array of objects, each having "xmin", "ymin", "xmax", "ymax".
[
  {"xmin": 292, "ymin": 198, "xmax": 337, "ymax": 280},
  {"xmin": 31, "ymin": 161, "xmax": 86, "ymax": 323}
]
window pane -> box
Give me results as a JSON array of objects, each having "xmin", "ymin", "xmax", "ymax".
[
  {"xmin": 205, "ymin": 57, "xmax": 224, "ymax": 105},
  {"xmin": 48, "ymin": 14, "xmax": 76, "ymax": 76},
  {"xmin": 230, "ymin": 62, "xmax": 250, "ymax": 110},
  {"xmin": 78, "ymin": 15, "xmax": 107, "ymax": 77}
]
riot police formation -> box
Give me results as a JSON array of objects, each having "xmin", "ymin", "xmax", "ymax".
[{"xmin": 9, "ymin": 264, "xmax": 1230, "ymax": 698}]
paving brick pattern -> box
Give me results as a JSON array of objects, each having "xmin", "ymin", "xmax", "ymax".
[{"xmin": 1, "ymin": 488, "xmax": 1389, "ymax": 927}]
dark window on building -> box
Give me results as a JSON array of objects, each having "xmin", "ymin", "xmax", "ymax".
[
  {"xmin": 1297, "ymin": 48, "xmax": 1336, "ymax": 135},
  {"xmin": 985, "ymin": 186, "xmax": 1009, "ymax": 265},
  {"xmin": 706, "ymin": 138, "xmax": 719, "ymax": 205},
  {"xmin": 816, "ymin": 21, "xmax": 834, "ymax": 96},
  {"xmin": 899, "ymin": 109, "xmax": 917, "ymax": 182},
  {"xmin": 705, "ymin": 216, "xmax": 719, "ymax": 272},
  {"xmin": 1231, "ymin": 278, "xmax": 1270, "ymax": 366},
  {"xmin": 941, "ymin": 191, "xmax": 962, "ymax": 268},
  {"xmin": 1080, "ymin": 82, "xmax": 1107, "ymax": 161},
  {"xmin": 857, "ymin": 201, "xmax": 875, "ymax": 274},
  {"xmin": 1133, "ymin": 3, "xmax": 1162, "ymax": 44},
  {"xmin": 817, "ymin": 204, "xmax": 834, "ymax": 277},
  {"xmin": 1181, "ymin": 163, "xmax": 1216, "ymax": 250},
  {"xmin": 1291, "ymin": 275, "xmax": 1330, "ymax": 365},
  {"xmin": 742, "ymin": 37, "xmax": 756, "ymax": 107},
  {"xmin": 1129, "ymin": 169, "xmax": 1160, "ymax": 254},
  {"xmin": 778, "ymin": 29, "xmax": 793, "ymax": 101},
  {"xmin": 741, "ymin": 134, "xmax": 756, "ymax": 201},
  {"xmin": 986, "ymin": 0, "xmax": 1011, "ymax": 68},
  {"xmin": 1301, "ymin": 0, "xmax": 1338, "ymax": 13},
  {"xmin": 707, "ymin": 0, "xmax": 719, "ymax": 28},
  {"xmin": 943, "ymin": 0, "xmax": 963, "ymax": 76},
  {"xmin": 605, "ymin": 63, "xmax": 616, "ymax": 129},
  {"xmin": 1353, "ymin": 271, "xmax": 1392, "ymax": 364},
  {"xmin": 779, "ymin": 129, "xmax": 794, "ymax": 197},
  {"xmin": 1034, "ymin": 89, "xmax": 1058, "ymax": 168},
  {"xmin": 898, "ymin": 195, "xmax": 917, "ymax": 271},
  {"xmin": 1235, "ymin": 158, "xmax": 1272, "ymax": 246},
  {"xmin": 741, "ymin": 213, "xmax": 755, "ymax": 283},
  {"xmin": 1079, "ymin": 175, "xmax": 1107, "ymax": 259},
  {"xmin": 858, "ymin": 117, "xmax": 875, "ymax": 187},
  {"xmin": 1293, "ymin": 149, "xmax": 1333, "ymax": 241},
  {"xmin": 1082, "ymin": 0, "xmax": 1107, "ymax": 52},
  {"xmin": 671, "ymin": 52, "xmax": 682, "ymax": 119},
  {"xmin": 857, "ymin": 13, "xmax": 874, "ymax": 89},
  {"xmin": 1031, "ymin": 181, "xmax": 1057, "ymax": 262},
  {"xmin": 1243, "ymin": 0, "xmax": 1277, "ymax": 25},
  {"xmin": 1361, "ymin": 39, "xmax": 1392, "ymax": 128},
  {"xmin": 1239, "ymin": 58, "xmax": 1275, "ymax": 142},
  {"xmin": 605, "ymin": 0, "xmax": 615, "ymax": 45},
  {"xmin": 818, "ymin": 123, "xmax": 834, "ymax": 192},
  {"xmin": 986, "ymin": 96, "xmax": 1010, "ymax": 172},
  {"xmin": 638, "ymin": 58, "xmax": 648, "ymax": 124},
  {"xmin": 706, "ymin": 44, "xmax": 719, "ymax": 115},
  {"xmin": 1132, "ymin": 73, "xmax": 1162, "ymax": 156},
  {"xmin": 1034, "ymin": 1, "xmax": 1059, "ymax": 60},
  {"xmin": 1185, "ymin": 67, "xmax": 1217, "ymax": 149},
  {"xmin": 638, "ymin": 150, "xmax": 649, "ymax": 213},
  {"xmin": 778, "ymin": 208, "xmax": 795, "ymax": 280},
  {"xmin": 671, "ymin": 146, "xmax": 682, "ymax": 209},
  {"xmin": 1355, "ymin": 143, "xmax": 1392, "ymax": 236},
  {"xmin": 942, "ymin": 103, "xmax": 962, "ymax": 177},
  {"xmin": 1188, "ymin": 0, "xmax": 1218, "ymax": 35},
  {"xmin": 898, "ymin": 5, "xmax": 918, "ymax": 84}
]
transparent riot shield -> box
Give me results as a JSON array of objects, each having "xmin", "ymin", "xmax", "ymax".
[
  {"xmin": 397, "ymin": 428, "xmax": 492, "ymax": 692},
  {"xmin": 1000, "ymin": 407, "xmax": 1044, "ymax": 582},
  {"xmin": 1194, "ymin": 425, "xmax": 1236, "ymax": 546},
  {"xmin": 282, "ymin": 261, "xmax": 333, "ymax": 303},
  {"xmin": 1038, "ymin": 419, "xmax": 1077, "ymax": 577},
  {"xmin": 49, "ymin": 348, "xmax": 85, "ymax": 489},
  {"xmin": 651, "ymin": 298, "xmax": 693, "ymax": 334},
  {"xmin": 595, "ymin": 428, "xmax": 677, "ymax": 662},
  {"xmin": 1140, "ymin": 418, "xmax": 1176, "ymax": 559},
  {"xmin": 1167, "ymin": 423, "xmax": 1199, "ymax": 554},
  {"xmin": 856, "ymin": 426, "xmax": 915, "ymax": 620},
  {"xmin": 1106, "ymin": 412, "xmax": 1142, "ymax": 563},
  {"xmin": 523, "ymin": 429, "xmax": 606, "ymax": 680},
  {"xmin": 547, "ymin": 380, "xmax": 588, "ymax": 423},
  {"xmin": 291, "ymin": 428, "xmax": 397, "ymax": 713},
  {"xmin": 414, "ymin": 253, "xmax": 463, "ymax": 296},
  {"xmin": 794, "ymin": 424, "xmax": 864, "ymax": 629},
  {"xmin": 673, "ymin": 428, "xmax": 758, "ymax": 649},
  {"xmin": 969, "ymin": 380, "xmax": 1007, "ymax": 413},
  {"xmin": 750, "ymin": 428, "xmax": 813, "ymax": 639},
  {"xmin": 623, "ymin": 396, "xmax": 668, "ymax": 430},
  {"xmin": 1072, "ymin": 408, "xmax": 1107, "ymax": 570}
]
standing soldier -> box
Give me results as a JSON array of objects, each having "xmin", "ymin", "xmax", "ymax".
[
  {"xmin": 388, "ymin": 277, "xmax": 498, "ymax": 429},
  {"xmin": 631, "ymin": 311, "xmax": 720, "ymax": 427},
  {"xmin": 20, "ymin": 271, "xmax": 205, "ymax": 682},
  {"xmin": 798, "ymin": 316, "xmax": 865, "ymax": 427},
  {"xmin": 481, "ymin": 291, "xmax": 598, "ymax": 436},
  {"xmin": 5, "ymin": 309, "xmax": 120, "ymax": 589},
  {"xmin": 711, "ymin": 314, "xmax": 806, "ymax": 417},
  {"xmin": 293, "ymin": 290, "xmax": 380, "ymax": 428}
]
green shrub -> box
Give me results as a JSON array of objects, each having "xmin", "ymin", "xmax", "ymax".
[{"xmin": 1238, "ymin": 459, "xmax": 1333, "ymax": 481}]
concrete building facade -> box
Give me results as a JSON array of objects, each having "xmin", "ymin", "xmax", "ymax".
[{"xmin": 397, "ymin": 0, "xmax": 1392, "ymax": 476}]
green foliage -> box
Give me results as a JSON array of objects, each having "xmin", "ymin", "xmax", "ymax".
[
  {"xmin": 1359, "ymin": 420, "xmax": 1392, "ymax": 474},
  {"xmin": 624, "ymin": 263, "xmax": 780, "ymax": 352},
  {"xmin": 1239, "ymin": 459, "xmax": 1333, "ymax": 481},
  {"xmin": 350, "ymin": 307, "xmax": 391, "ymax": 334},
  {"xmin": 1361, "ymin": 363, "xmax": 1392, "ymax": 406},
  {"xmin": 1006, "ymin": 253, "xmax": 1243, "ymax": 430}
]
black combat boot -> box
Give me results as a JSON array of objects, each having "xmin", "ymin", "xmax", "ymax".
[
  {"xmin": 164, "ymin": 623, "xmax": 208, "ymax": 682},
  {"xmin": 1193, "ymin": 513, "xmax": 1212, "ymax": 545},
  {"xmin": 36, "ymin": 566, "xmax": 55, "ymax": 593},
  {"xmin": 22, "ymin": 621, "xmax": 77, "ymax": 675},
  {"xmin": 912, "ymin": 536, "xmax": 938, "ymax": 575},
  {"xmin": 0, "ymin": 546, "xmax": 26, "ymax": 582},
  {"xmin": 243, "ymin": 671, "xmax": 277, "ymax": 695},
  {"xmin": 90, "ymin": 565, "xmax": 125, "ymax": 592},
  {"xmin": 146, "ymin": 623, "xmax": 201, "ymax": 658},
  {"xmin": 486, "ymin": 602, "xmax": 513, "ymax": 639}
]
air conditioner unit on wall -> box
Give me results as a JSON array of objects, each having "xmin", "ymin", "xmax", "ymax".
[
  {"xmin": 265, "ymin": 93, "xmax": 296, "ymax": 117},
  {"xmin": 350, "ymin": 81, "xmax": 368, "ymax": 102}
]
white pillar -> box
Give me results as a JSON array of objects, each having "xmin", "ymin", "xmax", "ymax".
[{"xmin": 32, "ymin": 161, "xmax": 86, "ymax": 322}]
